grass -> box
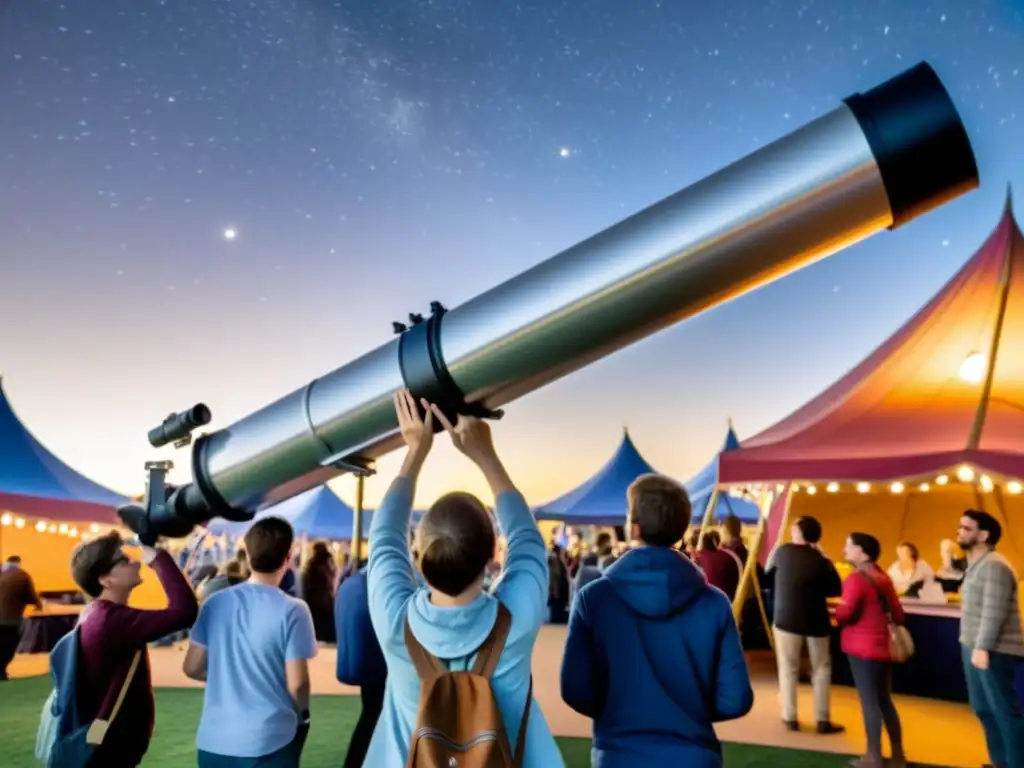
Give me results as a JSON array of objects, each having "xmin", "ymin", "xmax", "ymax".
[{"xmin": 1, "ymin": 675, "xmax": 853, "ymax": 767}]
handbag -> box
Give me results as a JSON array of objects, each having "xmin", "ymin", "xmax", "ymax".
[{"xmin": 860, "ymin": 570, "xmax": 914, "ymax": 663}]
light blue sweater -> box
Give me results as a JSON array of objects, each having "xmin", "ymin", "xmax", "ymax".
[{"xmin": 365, "ymin": 476, "xmax": 566, "ymax": 768}]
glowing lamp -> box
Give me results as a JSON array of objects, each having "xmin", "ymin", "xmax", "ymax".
[
  {"xmin": 806, "ymin": 485, "xmax": 817, "ymax": 495},
  {"xmin": 959, "ymin": 351, "xmax": 986, "ymax": 384},
  {"xmin": 935, "ymin": 474, "xmax": 949, "ymax": 485},
  {"xmin": 792, "ymin": 485, "xmax": 800, "ymax": 493},
  {"xmin": 919, "ymin": 483, "xmax": 930, "ymax": 492},
  {"xmin": 826, "ymin": 482, "xmax": 839, "ymax": 493},
  {"xmin": 0, "ymin": 513, "xmax": 10, "ymax": 526},
  {"xmin": 979, "ymin": 474, "xmax": 994, "ymax": 492},
  {"xmin": 14, "ymin": 518, "xmax": 24, "ymax": 528},
  {"xmin": 69, "ymin": 527, "xmax": 78, "ymax": 537},
  {"xmin": 89, "ymin": 524, "xmax": 100, "ymax": 533},
  {"xmin": 890, "ymin": 481, "xmax": 905, "ymax": 494},
  {"xmin": 35, "ymin": 521, "xmax": 46, "ymax": 532},
  {"xmin": 58, "ymin": 523, "xmax": 68, "ymax": 534},
  {"xmin": 856, "ymin": 482, "xmax": 871, "ymax": 494},
  {"xmin": 1008, "ymin": 481, "xmax": 1023, "ymax": 495},
  {"xmin": 956, "ymin": 465, "xmax": 975, "ymax": 482},
  {"xmin": 47, "ymin": 524, "xmax": 56, "ymax": 533}
]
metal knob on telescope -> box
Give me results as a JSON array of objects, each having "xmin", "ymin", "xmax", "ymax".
[{"xmin": 147, "ymin": 404, "xmax": 212, "ymax": 449}]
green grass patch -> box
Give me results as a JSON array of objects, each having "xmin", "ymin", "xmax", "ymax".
[{"xmin": 1, "ymin": 674, "xmax": 852, "ymax": 766}]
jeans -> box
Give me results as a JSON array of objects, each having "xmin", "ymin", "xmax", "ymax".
[
  {"xmin": 198, "ymin": 725, "xmax": 308, "ymax": 768},
  {"xmin": 344, "ymin": 684, "xmax": 385, "ymax": 768},
  {"xmin": 847, "ymin": 655, "xmax": 903, "ymax": 758},
  {"xmin": 963, "ymin": 644, "xmax": 1024, "ymax": 768}
]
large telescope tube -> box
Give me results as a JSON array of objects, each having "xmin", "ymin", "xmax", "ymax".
[{"xmin": 139, "ymin": 61, "xmax": 978, "ymax": 535}]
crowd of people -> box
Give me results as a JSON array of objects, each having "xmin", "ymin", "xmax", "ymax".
[{"xmin": 7, "ymin": 390, "xmax": 1024, "ymax": 767}]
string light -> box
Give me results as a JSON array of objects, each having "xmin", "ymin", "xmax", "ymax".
[
  {"xmin": 58, "ymin": 523, "xmax": 68, "ymax": 534},
  {"xmin": 856, "ymin": 482, "xmax": 871, "ymax": 494},
  {"xmin": 919, "ymin": 483, "xmax": 930, "ymax": 492},
  {"xmin": 890, "ymin": 481, "xmax": 905, "ymax": 494},
  {"xmin": 806, "ymin": 485, "xmax": 817, "ymax": 495},
  {"xmin": 0, "ymin": 513, "xmax": 10, "ymax": 526},
  {"xmin": 14, "ymin": 518, "xmax": 24, "ymax": 528},
  {"xmin": 826, "ymin": 482, "xmax": 839, "ymax": 493},
  {"xmin": 1008, "ymin": 481, "xmax": 1023, "ymax": 495},
  {"xmin": 935, "ymin": 474, "xmax": 949, "ymax": 486},
  {"xmin": 956, "ymin": 465, "xmax": 975, "ymax": 482},
  {"xmin": 979, "ymin": 475, "xmax": 995, "ymax": 492},
  {"xmin": 35, "ymin": 521, "xmax": 46, "ymax": 532},
  {"xmin": 89, "ymin": 524, "xmax": 100, "ymax": 533}
]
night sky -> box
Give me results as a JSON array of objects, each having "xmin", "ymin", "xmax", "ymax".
[{"xmin": 1, "ymin": 0, "xmax": 1022, "ymax": 507}]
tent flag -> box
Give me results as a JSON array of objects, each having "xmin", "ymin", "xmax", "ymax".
[
  {"xmin": 533, "ymin": 429, "xmax": 661, "ymax": 526},
  {"xmin": 0, "ymin": 376, "xmax": 127, "ymax": 523},
  {"xmin": 205, "ymin": 486, "xmax": 372, "ymax": 540}
]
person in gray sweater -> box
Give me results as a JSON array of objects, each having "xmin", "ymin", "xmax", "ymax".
[{"xmin": 958, "ymin": 508, "xmax": 1024, "ymax": 768}]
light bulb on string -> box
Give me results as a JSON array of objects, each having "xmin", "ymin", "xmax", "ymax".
[
  {"xmin": 956, "ymin": 465, "xmax": 975, "ymax": 482},
  {"xmin": 826, "ymin": 482, "xmax": 839, "ymax": 493},
  {"xmin": 980, "ymin": 475, "xmax": 994, "ymax": 492},
  {"xmin": 856, "ymin": 482, "xmax": 871, "ymax": 494},
  {"xmin": 890, "ymin": 481, "xmax": 905, "ymax": 494},
  {"xmin": 1008, "ymin": 481, "xmax": 1023, "ymax": 495},
  {"xmin": 935, "ymin": 474, "xmax": 949, "ymax": 486}
]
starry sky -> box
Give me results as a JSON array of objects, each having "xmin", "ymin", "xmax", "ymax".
[{"xmin": 1, "ymin": 0, "xmax": 1023, "ymax": 509}]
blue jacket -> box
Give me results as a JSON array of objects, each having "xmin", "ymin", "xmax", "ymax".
[
  {"xmin": 335, "ymin": 568, "xmax": 387, "ymax": 687},
  {"xmin": 560, "ymin": 546, "xmax": 754, "ymax": 767},
  {"xmin": 365, "ymin": 476, "xmax": 566, "ymax": 768}
]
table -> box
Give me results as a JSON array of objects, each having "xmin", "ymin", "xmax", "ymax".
[{"xmin": 16, "ymin": 604, "xmax": 82, "ymax": 654}]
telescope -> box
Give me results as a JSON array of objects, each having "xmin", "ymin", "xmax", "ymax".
[{"xmin": 117, "ymin": 61, "xmax": 979, "ymax": 542}]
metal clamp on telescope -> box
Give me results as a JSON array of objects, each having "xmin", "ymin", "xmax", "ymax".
[
  {"xmin": 117, "ymin": 404, "xmax": 217, "ymax": 543},
  {"xmin": 394, "ymin": 300, "xmax": 504, "ymax": 426}
]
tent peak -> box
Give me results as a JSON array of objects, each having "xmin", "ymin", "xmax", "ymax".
[{"xmin": 1005, "ymin": 182, "xmax": 1014, "ymax": 214}]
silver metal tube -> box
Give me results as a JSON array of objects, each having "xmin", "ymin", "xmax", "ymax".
[{"xmin": 173, "ymin": 61, "xmax": 977, "ymax": 522}]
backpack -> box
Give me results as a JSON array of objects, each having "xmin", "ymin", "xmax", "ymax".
[
  {"xmin": 35, "ymin": 626, "xmax": 141, "ymax": 767},
  {"xmin": 404, "ymin": 602, "xmax": 531, "ymax": 768}
]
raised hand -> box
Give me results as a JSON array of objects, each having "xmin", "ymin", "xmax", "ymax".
[
  {"xmin": 394, "ymin": 390, "xmax": 434, "ymax": 459},
  {"xmin": 428, "ymin": 406, "xmax": 495, "ymax": 464}
]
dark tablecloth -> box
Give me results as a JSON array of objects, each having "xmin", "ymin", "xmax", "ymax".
[
  {"xmin": 830, "ymin": 609, "xmax": 1024, "ymax": 705},
  {"xmin": 17, "ymin": 612, "xmax": 79, "ymax": 654}
]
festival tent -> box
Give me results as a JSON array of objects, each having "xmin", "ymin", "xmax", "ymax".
[
  {"xmin": 534, "ymin": 429, "xmax": 661, "ymax": 526},
  {"xmin": 719, "ymin": 190, "xmax": 1024, "ymax": 570},
  {"xmin": 205, "ymin": 485, "xmax": 372, "ymax": 540},
  {"xmin": 686, "ymin": 424, "xmax": 760, "ymax": 524},
  {"xmin": 0, "ymin": 376, "xmax": 130, "ymax": 591}
]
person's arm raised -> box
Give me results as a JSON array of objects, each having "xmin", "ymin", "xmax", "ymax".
[
  {"xmin": 108, "ymin": 548, "xmax": 199, "ymax": 647},
  {"xmin": 430, "ymin": 406, "xmax": 547, "ymax": 636},
  {"xmin": 367, "ymin": 391, "xmax": 434, "ymax": 646}
]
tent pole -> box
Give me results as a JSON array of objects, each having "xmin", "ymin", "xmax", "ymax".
[
  {"xmin": 696, "ymin": 487, "xmax": 720, "ymax": 550},
  {"xmin": 731, "ymin": 488, "xmax": 775, "ymax": 623},
  {"xmin": 352, "ymin": 474, "xmax": 365, "ymax": 564},
  {"xmin": 750, "ymin": 566, "xmax": 774, "ymax": 652}
]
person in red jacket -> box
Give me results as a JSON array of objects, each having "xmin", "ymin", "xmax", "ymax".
[{"xmin": 835, "ymin": 532, "xmax": 906, "ymax": 768}]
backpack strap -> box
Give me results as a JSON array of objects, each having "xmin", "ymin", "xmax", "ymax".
[
  {"xmin": 85, "ymin": 650, "xmax": 142, "ymax": 745},
  {"xmin": 513, "ymin": 675, "xmax": 532, "ymax": 768},
  {"xmin": 470, "ymin": 603, "xmax": 513, "ymax": 678},
  {"xmin": 404, "ymin": 618, "xmax": 446, "ymax": 680}
]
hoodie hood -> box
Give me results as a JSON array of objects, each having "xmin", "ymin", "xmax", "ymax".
[
  {"xmin": 406, "ymin": 587, "xmax": 499, "ymax": 661},
  {"xmin": 603, "ymin": 546, "xmax": 707, "ymax": 619}
]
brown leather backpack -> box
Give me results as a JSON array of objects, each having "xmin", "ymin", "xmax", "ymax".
[{"xmin": 404, "ymin": 602, "xmax": 531, "ymax": 768}]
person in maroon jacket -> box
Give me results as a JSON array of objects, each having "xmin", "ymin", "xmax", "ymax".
[
  {"xmin": 835, "ymin": 532, "xmax": 906, "ymax": 768},
  {"xmin": 70, "ymin": 532, "xmax": 199, "ymax": 768},
  {"xmin": 693, "ymin": 530, "xmax": 742, "ymax": 600}
]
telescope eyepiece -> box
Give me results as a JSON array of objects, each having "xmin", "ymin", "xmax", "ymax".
[{"xmin": 147, "ymin": 403, "xmax": 212, "ymax": 448}]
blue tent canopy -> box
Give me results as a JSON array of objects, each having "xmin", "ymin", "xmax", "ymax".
[
  {"xmin": 689, "ymin": 487, "xmax": 761, "ymax": 524},
  {"xmin": 534, "ymin": 429, "xmax": 661, "ymax": 526},
  {"xmin": 685, "ymin": 424, "xmax": 760, "ymax": 523},
  {"xmin": 205, "ymin": 486, "xmax": 372, "ymax": 540},
  {"xmin": 0, "ymin": 376, "xmax": 128, "ymax": 522}
]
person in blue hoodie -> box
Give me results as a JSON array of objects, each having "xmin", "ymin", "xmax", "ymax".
[
  {"xmin": 334, "ymin": 559, "xmax": 386, "ymax": 768},
  {"xmin": 560, "ymin": 473, "xmax": 754, "ymax": 767},
  {"xmin": 365, "ymin": 390, "xmax": 566, "ymax": 767}
]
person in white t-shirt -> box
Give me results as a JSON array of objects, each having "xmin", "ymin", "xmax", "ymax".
[{"xmin": 886, "ymin": 541, "xmax": 934, "ymax": 596}]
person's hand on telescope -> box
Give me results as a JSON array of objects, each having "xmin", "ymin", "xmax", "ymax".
[
  {"xmin": 429, "ymin": 407, "xmax": 494, "ymax": 463},
  {"xmin": 394, "ymin": 390, "xmax": 434, "ymax": 460}
]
